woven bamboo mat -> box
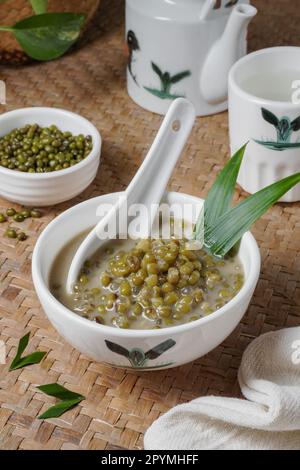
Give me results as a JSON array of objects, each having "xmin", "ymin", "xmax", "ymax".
[{"xmin": 0, "ymin": 0, "xmax": 299, "ymax": 450}]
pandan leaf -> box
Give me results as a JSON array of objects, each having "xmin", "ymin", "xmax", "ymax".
[
  {"xmin": 10, "ymin": 352, "xmax": 47, "ymax": 370},
  {"xmin": 9, "ymin": 332, "xmax": 30, "ymax": 370},
  {"xmin": 37, "ymin": 383, "xmax": 85, "ymax": 419},
  {"xmin": 9, "ymin": 332, "xmax": 47, "ymax": 371},
  {"xmin": 205, "ymin": 172, "xmax": 300, "ymax": 257},
  {"xmin": 170, "ymin": 70, "xmax": 191, "ymax": 84},
  {"xmin": 30, "ymin": 0, "xmax": 48, "ymax": 14},
  {"xmin": 261, "ymin": 108, "xmax": 279, "ymax": 127},
  {"xmin": 10, "ymin": 13, "xmax": 86, "ymax": 61},
  {"xmin": 38, "ymin": 398, "xmax": 84, "ymax": 419},
  {"xmin": 37, "ymin": 383, "xmax": 85, "ymax": 401},
  {"xmin": 203, "ymin": 143, "xmax": 247, "ymax": 231},
  {"xmin": 151, "ymin": 62, "xmax": 163, "ymax": 79}
]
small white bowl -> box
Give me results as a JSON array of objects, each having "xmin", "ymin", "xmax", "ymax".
[
  {"xmin": 32, "ymin": 191, "xmax": 261, "ymax": 370},
  {"xmin": 0, "ymin": 107, "xmax": 101, "ymax": 206}
]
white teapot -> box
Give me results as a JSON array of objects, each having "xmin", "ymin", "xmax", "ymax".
[{"xmin": 125, "ymin": 0, "xmax": 257, "ymax": 116}]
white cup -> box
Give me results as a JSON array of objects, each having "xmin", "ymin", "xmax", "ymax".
[{"xmin": 229, "ymin": 47, "xmax": 300, "ymax": 202}]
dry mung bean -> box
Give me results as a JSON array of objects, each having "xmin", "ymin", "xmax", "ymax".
[{"xmin": 0, "ymin": 125, "xmax": 93, "ymax": 173}]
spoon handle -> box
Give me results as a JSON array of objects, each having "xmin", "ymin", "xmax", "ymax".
[
  {"xmin": 125, "ymin": 98, "xmax": 196, "ymax": 233},
  {"xmin": 66, "ymin": 98, "xmax": 195, "ymax": 292}
]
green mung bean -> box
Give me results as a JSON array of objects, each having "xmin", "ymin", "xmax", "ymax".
[
  {"xmin": 13, "ymin": 213, "xmax": 24, "ymax": 222},
  {"xmin": 30, "ymin": 209, "xmax": 42, "ymax": 218},
  {"xmin": 50, "ymin": 228, "xmax": 245, "ymax": 330},
  {"xmin": 0, "ymin": 124, "xmax": 93, "ymax": 173},
  {"xmin": 5, "ymin": 228, "xmax": 17, "ymax": 239},
  {"xmin": 17, "ymin": 232, "xmax": 27, "ymax": 241},
  {"xmin": 6, "ymin": 208, "xmax": 16, "ymax": 217}
]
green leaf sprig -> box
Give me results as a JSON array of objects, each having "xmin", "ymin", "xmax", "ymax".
[
  {"xmin": 204, "ymin": 144, "xmax": 247, "ymax": 230},
  {"xmin": 9, "ymin": 332, "xmax": 85, "ymax": 419},
  {"xmin": 0, "ymin": 1, "xmax": 86, "ymax": 61},
  {"xmin": 9, "ymin": 332, "xmax": 47, "ymax": 371},
  {"xmin": 198, "ymin": 143, "xmax": 300, "ymax": 258},
  {"xmin": 37, "ymin": 384, "xmax": 85, "ymax": 419}
]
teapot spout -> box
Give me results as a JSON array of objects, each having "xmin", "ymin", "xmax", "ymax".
[{"xmin": 200, "ymin": 4, "xmax": 257, "ymax": 105}]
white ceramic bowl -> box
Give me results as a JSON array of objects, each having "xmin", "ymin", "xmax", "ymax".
[
  {"xmin": 32, "ymin": 192, "xmax": 261, "ymax": 370},
  {"xmin": 0, "ymin": 107, "xmax": 101, "ymax": 206}
]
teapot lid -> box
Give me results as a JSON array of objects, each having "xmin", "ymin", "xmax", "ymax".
[{"xmin": 127, "ymin": 0, "xmax": 250, "ymax": 23}]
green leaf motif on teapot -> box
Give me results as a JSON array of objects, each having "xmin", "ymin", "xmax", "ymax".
[{"xmin": 144, "ymin": 62, "xmax": 191, "ymax": 100}]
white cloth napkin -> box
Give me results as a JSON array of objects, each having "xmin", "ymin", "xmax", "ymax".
[{"xmin": 144, "ymin": 327, "xmax": 300, "ymax": 450}]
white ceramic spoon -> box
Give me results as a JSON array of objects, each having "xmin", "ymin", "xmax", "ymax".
[{"xmin": 66, "ymin": 98, "xmax": 196, "ymax": 293}]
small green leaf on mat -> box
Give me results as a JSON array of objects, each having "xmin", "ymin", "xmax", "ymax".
[
  {"xmin": 205, "ymin": 172, "xmax": 300, "ymax": 257},
  {"xmin": 11, "ymin": 332, "xmax": 30, "ymax": 362},
  {"xmin": 37, "ymin": 383, "xmax": 85, "ymax": 401},
  {"xmin": 38, "ymin": 398, "xmax": 84, "ymax": 420},
  {"xmin": 30, "ymin": 0, "xmax": 48, "ymax": 14},
  {"xmin": 10, "ymin": 352, "xmax": 47, "ymax": 371},
  {"xmin": 204, "ymin": 143, "xmax": 247, "ymax": 230},
  {"xmin": 11, "ymin": 13, "xmax": 86, "ymax": 61},
  {"xmin": 37, "ymin": 383, "xmax": 85, "ymax": 419},
  {"xmin": 9, "ymin": 332, "xmax": 47, "ymax": 371}
]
